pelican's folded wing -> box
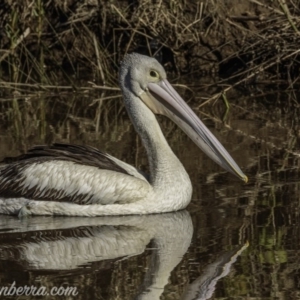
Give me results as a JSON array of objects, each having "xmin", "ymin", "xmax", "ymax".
[{"xmin": 0, "ymin": 144, "xmax": 150, "ymax": 205}]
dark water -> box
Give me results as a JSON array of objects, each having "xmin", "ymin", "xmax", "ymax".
[{"xmin": 0, "ymin": 87, "xmax": 300, "ymax": 299}]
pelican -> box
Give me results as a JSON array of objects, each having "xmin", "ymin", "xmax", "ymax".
[{"xmin": 0, "ymin": 53, "xmax": 247, "ymax": 217}]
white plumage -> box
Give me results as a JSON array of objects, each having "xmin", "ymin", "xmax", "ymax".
[{"xmin": 0, "ymin": 53, "xmax": 247, "ymax": 216}]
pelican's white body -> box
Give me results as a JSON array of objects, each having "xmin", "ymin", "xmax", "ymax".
[{"xmin": 0, "ymin": 140, "xmax": 192, "ymax": 216}]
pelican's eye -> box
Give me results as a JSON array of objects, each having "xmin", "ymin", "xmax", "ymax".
[{"xmin": 150, "ymin": 70, "xmax": 159, "ymax": 78}]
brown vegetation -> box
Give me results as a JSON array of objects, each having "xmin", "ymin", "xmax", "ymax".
[
  {"xmin": 1, "ymin": 0, "xmax": 300, "ymax": 89},
  {"xmin": 1, "ymin": 0, "xmax": 300, "ymax": 152}
]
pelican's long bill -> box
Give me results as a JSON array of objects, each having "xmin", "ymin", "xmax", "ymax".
[{"xmin": 140, "ymin": 79, "xmax": 248, "ymax": 182}]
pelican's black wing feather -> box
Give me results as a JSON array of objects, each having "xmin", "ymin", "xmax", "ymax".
[
  {"xmin": 0, "ymin": 143, "xmax": 132, "ymax": 204},
  {"xmin": 2, "ymin": 143, "xmax": 130, "ymax": 175}
]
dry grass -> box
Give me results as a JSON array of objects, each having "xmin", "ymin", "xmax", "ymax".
[
  {"xmin": 1, "ymin": 0, "xmax": 300, "ymax": 136},
  {"xmin": 1, "ymin": 1, "xmax": 300, "ymax": 84}
]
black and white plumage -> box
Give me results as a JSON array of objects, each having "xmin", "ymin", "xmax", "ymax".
[
  {"xmin": 0, "ymin": 53, "xmax": 247, "ymax": 217},
  {"xmin": 0, "ymin": 144, "xmax": 135, "ymax": 204}
]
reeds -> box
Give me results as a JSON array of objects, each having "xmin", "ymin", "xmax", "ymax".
[
  {"xmin": 1, "ymin": 0, "xmax": 300, "ymax": 146},
  {"xmin": 1, "ymin": 1, "xmax": 300, "ymax": 88}
]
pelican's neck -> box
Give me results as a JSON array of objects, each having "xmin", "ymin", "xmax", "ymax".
[{"xmin": 123, "ymin": 91, "xmax": 187, "ymax": 186}]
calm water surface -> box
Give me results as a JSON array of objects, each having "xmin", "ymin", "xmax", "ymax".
[{"xmin": 0, "ymin": 86, "xmax": 299, "ymax": 299}]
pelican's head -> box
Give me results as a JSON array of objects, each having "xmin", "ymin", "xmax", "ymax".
[
  {"xmin": 119, "ymin": 52, "xmax": 167, "ymax": 97},
  {"xmin": 119, "ymin": 53, "xmax": 248, "ymax": 182}
]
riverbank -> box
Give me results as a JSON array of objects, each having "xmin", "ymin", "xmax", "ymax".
[{"xmin": 1, "ymin": 0, "xmax": 299, "ymax": 89}]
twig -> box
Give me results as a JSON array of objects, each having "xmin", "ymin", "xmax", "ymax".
[
  {"xmin": 0, "ymin": 82, "xmax": 120, "ymax": 91},
  {"xmin": 93, "ymin": 33, "xmax": 106, "ymax": 85},
  {"xmin": 277, "ymin": 0, "xmax": 299, "ymax": 33},
  {"xmin": 0, "ymin": 28, "xmax": 30, "ymax": 63},
  {"xmin": 249, "ymin": 0, "xmax": 284, "ymax": 15}
]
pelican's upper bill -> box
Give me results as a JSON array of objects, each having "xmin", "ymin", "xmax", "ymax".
[{"xmin": 0, "ymin": 52, "xmax": 247, "ymax": 217}]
